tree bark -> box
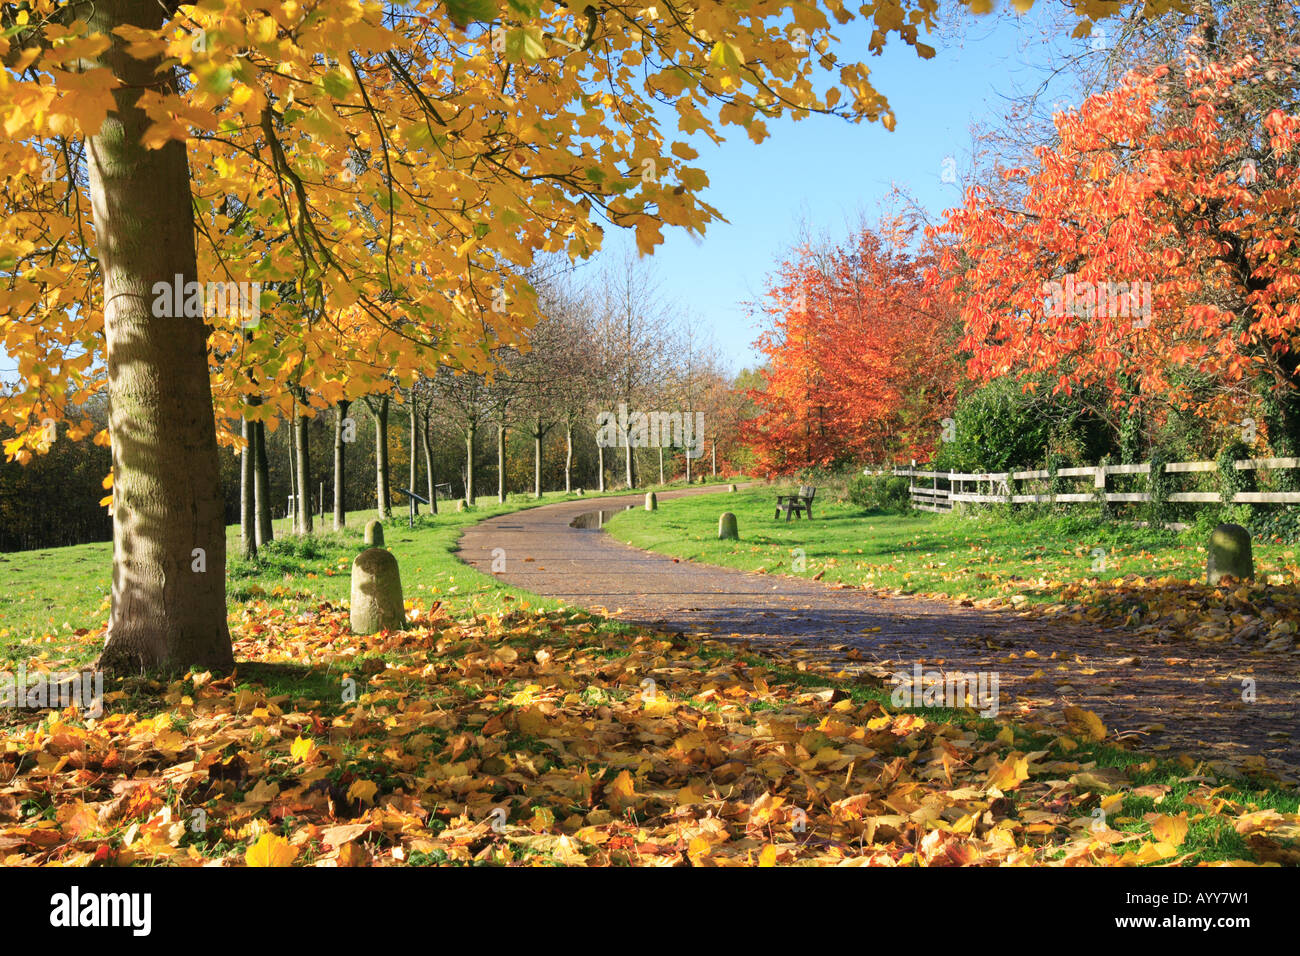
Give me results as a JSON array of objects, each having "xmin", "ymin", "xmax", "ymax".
[
  {"xmin": 564, "ymin": 419, "xmax": 573, "ymax": 493},
  {"xmin": 597, "ymin": 444, "xmax": 605, "ymax": 492},
  {"xmin": 423, "ymin": 408, "xmax": 437, "ymax": 514},
  {"xmin": 372, "ymin": 395, "xmax": 391, "ymax": 518},
  {"xmin": 658, "ymin": 446, "xmax": 665, "ymax": 486},
  {"xmin": 295, "ymin": 399, "xmax": 313, "ymax": 534},
  {"xmin": 466, "ymin": 420, "xmax": 477, "ymax": 505},
  {"xmin": 286, "ymin": 419, "xmax": 297, "ymax": 532},
  {"xmin": 625, "ymin": 441, "xmax": 634, "ymax": 489},
  {"xmin": 497, "ymin": 420, "xmax": 508, "ymax": 503},
  {"xmin": 333, "ymin": 399, "xmax": 349, "ymax": 529},
  {"xmin": 91, "ymin": 0, "xmax": 232, "ymax": 675},
  {"xmin": 409, "ymin": 387, "xmax": 419, "ymax": 516},
  {"xmin": 253, "ymin": 419, "xmax": 273, "ymax": 546},
  {"xmin": 533, "ymin": 418, "xmax": 544, "ymax": 498},
  {"xmin": 240, "ymin": 417, "xmax": 256, "ymax": 560}
]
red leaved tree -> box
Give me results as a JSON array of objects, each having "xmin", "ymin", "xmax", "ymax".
[
  {"xmin": 747, "ymin": 222, "xmax": 960, "ymax": 474},
  {"xmin": 935, "ymin": 2, "xmax": 1300, "ymax": 456}
]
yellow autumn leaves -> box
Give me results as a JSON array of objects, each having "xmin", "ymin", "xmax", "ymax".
[
  {"xmin": 246, "ymin": 832, "xmax": 297, "ymax": 867},
  {"xmin": 1064, "ymin": 706, "xmax": 1108, "ymax": 742}
]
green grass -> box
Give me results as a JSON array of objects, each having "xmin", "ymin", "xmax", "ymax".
[
  {"xmin": 602, "ymin": 486, "xmax": 1300, "ymax": 604},
  {"xmin": 0, "ymin": 477, "xmax": 739, "ymax": 666}
]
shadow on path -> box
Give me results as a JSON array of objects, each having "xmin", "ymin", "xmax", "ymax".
[{"xmin": 457, "ymin": 487, "xmax": 1300, "ymax": 779}]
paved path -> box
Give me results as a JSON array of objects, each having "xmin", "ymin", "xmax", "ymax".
[{"xmin": 457, "ymin": 487, "xmax": 1300, "ymax": 779}]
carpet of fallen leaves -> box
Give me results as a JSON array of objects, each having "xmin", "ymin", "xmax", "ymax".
[
  {"xmin": 1014, "ymin": 576, "xmax": 1300, "ymax": 650},
  {"xmin": 2, "ymin": 600, "xmax": 1298, "ymax": 866},
  {"xmin": 838, "ymin": 559, "xmax": 1300, "ymax": 653}
]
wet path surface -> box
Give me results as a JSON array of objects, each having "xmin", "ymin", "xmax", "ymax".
[{"xmin": 457, "ymin": 488, "xmax": 1300, "ymax": 779}]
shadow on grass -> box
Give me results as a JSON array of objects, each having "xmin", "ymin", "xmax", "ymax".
[{"xmin": 233, "ymin": 660, "xmax": 345, "ymax": 706}]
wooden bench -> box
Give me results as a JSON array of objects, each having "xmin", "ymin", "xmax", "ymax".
[{"xmin": 774, "ymin": 485, "xmax": 816, "ymax": 521}]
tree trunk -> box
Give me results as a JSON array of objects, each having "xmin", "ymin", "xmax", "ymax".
[
  {"xmin": 597, "ymin": 444, "xmax": 605, "ymax": 492},
  {"xmin": 465, "ymin": 421, "xmax": 477, "ymax": 505},
  {"xmin": 333, "ymin": 400, "xmax": 349, "ymax": 529},
  {"xmin": 286, "ymin": 418, "xmax": 297, "ymax": 532},
  {"xmin": 658, "ymin": 446, "xmax": 665, "ymax": 486},
  {"xmin": 240, "ymin": 417, "xmax": 256, "ymax": 560},
  {"xmin": 685, "ymin": 443, "xmax": 692, "ymax": 483},
  {"xmin": 373, "ymin": 395, "xmax": 391, "ymax": 518},
  {"xmin": 423, "ymin": 409, "xmax": 437, "ymax": 514},
  {"xmin": 711, "ymin": 438, "xmax": 717, "ymax": 477},
  {"xmin": 295, "ymin": 401, "xmax": 313, "ymax": 534},
  {"xmin": 253, "ymin": 419, "xmax": 273, "ymax": 546},
  {"xmin": 625, "ymin": 440, "xmax": 634, "ymax": 489},
  {"xmin": 564, "ymin": 420, "xmax": 573, "ymax": 493},
  {"xmin": 91, "ymin": 0, "xmax": 232, "ymax": 675},
  {"xmin": 409, "ymin": 387, "xmax": 419, "ymax": 516},
  {"xmin": 534, "ymin": 419, "xmax": 544, "ymax": 498},
  {"xmin": 497, "ymin": 420, "xmax": 507, "ymax": 503}
]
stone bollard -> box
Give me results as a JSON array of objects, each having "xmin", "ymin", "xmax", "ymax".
[
  {"xmin": 1207, "ymin": 523, "xmax": 1253, "ymax": 585},
  {"xmin": 718, "ymin": 512, "xmax": 739, "ymax": 540},
  {"xmin": 364, "ymin": 519, "xmax": 384, "ymax": 547},
  {"xmin": 727, "ymin": 484, "xmax": 737, "ymax": 493},
  {"xmin": 350, "ymin": 547, "xmax": 405, "ymax": 634},
  {"xmin": 456, "ymin": 499, "xmax": 468, "ymax": 512},
  {"xmin": 645, "ymin": 492, "xmax": 657, "ymax": 511},
  {"xmin": 576, "ymin": 488, "xmax": 584, "ymax": 496}
]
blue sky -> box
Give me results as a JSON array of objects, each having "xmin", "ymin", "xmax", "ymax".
[{"xmin": 609, "ymin": 5, "xmax": 1097, "ymax": 371}]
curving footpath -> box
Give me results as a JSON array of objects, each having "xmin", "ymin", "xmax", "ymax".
[{"xmin": 457, "ymin": 485, "xmax": 1300, "ymax": 778}]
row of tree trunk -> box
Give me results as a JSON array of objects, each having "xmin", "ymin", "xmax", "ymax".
[
  {"xmin": 237, "ymin": 388, "xmax": 721, "ymax": 559},
  {"xmin": 237, "ymin": 393, "xmax": 431, "ymax": 557}
]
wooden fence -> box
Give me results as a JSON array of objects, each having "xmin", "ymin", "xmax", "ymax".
[{"xmin": 892, "ymin": 457, "xmax": 1300, "ymax": 513}]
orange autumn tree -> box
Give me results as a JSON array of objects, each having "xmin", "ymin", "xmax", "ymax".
[
  {"xmin": 935, "ymin": 1, "xmax": 1300, "ymax": 457},
  {"xmin": 747, "ymin": 222, "xmax": 959, "ymax": 474}
]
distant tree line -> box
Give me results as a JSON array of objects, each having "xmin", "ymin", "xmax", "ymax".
[{"xmin": 1, "ymin": 257, "xmax": 754, "ymax": 554}]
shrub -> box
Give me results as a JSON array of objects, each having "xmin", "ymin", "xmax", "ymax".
[
  {"xmin": 259, "ymin": 530, "xmax": 354, "ymax": 561},
  {"xmin": 1185, "ymin": 503, "xmax": 1256, "ymax": 544},
  {"xmin": 1146, "ymin": 447, "xmax": 1174, "ymax": 526},
  {"xmin": 848, "ymin": 472, "xmax": 911, "ymax": 511},
  {"xmin": 934, "ymin": 378, "xmax": 1116, "ymax": 474},
  {"xmin": 1217, "ymin": 440, "xmax": 1257, "ymax": 504},
  {"xmin": 932, "ymin": 379, "xmax": 1051, "ymax": 472},
  {"xmin": 1251, "ymin": 506, "xmax": 1300, "ymax": 543}
]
